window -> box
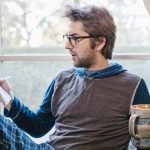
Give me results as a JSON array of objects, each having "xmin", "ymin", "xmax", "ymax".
[{"xmin": 0, "ymin": 0, "xmax": 150, "ymax": 111}]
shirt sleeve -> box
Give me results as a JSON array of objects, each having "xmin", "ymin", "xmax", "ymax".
[
  {"xmin": 132, "ymin": 79, "xmax": 150, "ymax": 105},
  {"xmin": 4, "ymin": 79, "xmax": 56, "ymax": 138}
]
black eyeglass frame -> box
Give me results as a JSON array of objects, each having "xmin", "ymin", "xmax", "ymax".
[{"xmin": 63, "ymin": 34, "xmax": 101, "ymax": 47}]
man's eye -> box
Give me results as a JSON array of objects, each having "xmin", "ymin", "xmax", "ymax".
[
  {"xmin": 70, "ymin": 37, "xmax": 77, "ymax": 40},
  {"xmin": 74, "ymin": 37, "xmax": 79, "ymax": 40}
]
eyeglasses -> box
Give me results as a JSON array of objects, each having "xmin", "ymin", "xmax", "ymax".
[{"xmin": 63, "ymin": 34, "xmax": 100, "ymax": 47}]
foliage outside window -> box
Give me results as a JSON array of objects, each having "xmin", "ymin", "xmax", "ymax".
[{"xmin": 0, "ymin": 0, "xmax": 150, "ymax": 53}]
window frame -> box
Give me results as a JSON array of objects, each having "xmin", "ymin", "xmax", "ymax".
[{"xmin": 0, "ymin": 53, "xmax": 150, "ymax": 61}]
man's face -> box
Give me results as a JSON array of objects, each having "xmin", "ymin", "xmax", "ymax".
[{"xmin": 65, "ymin": 21, "xmax": 97, "ymax": 69}]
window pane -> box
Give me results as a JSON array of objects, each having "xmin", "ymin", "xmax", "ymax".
[{"xmin": 1, "ymin": 0, "xmax": 150, "ymax": 53}]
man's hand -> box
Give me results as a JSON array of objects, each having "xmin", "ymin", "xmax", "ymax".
[{"xmin": 0, "ymin": 79, "xmax": 14, "ymax": 110}]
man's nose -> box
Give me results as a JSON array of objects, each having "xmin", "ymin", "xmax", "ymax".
[{"xmin": 65, "ymin": 40, "xmax": 73, "ymax": 50}]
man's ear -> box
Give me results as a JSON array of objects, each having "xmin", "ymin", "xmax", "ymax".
[{"xmin": 96, "ymin": 37, "xmax": 106, "ymax": 52}]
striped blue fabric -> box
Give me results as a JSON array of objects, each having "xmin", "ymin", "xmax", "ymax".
[{"xmin": 0, "ymin": 115, "xmax": 54, "ymax": 150}]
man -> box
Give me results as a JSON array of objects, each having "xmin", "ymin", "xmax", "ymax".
[{"xmin": 0, "ymin": 6, "xmax": 150, "ymax": 150}]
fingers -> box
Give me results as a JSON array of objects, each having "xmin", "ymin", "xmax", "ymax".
[
  {"xmin": 0, "ymin": 78, "xmax": 13, "ymax": 101},
  {"xmin": 0, "ymin": 76, "xmax": 11, "ymax": 85},
  {"xmin": 0, "ymin": 80, "xmax": 12, "ymax": 94},
  {"xmin": 0, "ymin": 79, "xmax": 6, "ymax": 85}
]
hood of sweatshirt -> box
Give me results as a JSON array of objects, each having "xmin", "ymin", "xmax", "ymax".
[{"xmin": 76, "ymin": 62, "xmax": 127, "ymax": 79}]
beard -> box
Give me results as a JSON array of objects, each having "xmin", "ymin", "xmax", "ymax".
[{"xmin": 73, "ymin": 50, "xmax": 96, "ymax": 68}]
